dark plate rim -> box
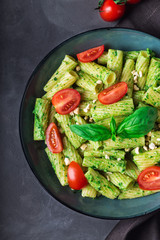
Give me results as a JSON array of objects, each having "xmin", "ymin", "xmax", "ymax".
[{"xmin": 19, "ymin": 27, "xmax": 160, "ymax": 220}]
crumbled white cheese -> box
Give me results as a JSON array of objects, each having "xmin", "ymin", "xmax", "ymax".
[
  {"xmin": 135, "ymin": 147, "xmax": 140, "ymax": 155},
  {"xmin": 157, "ymin": 138, "xmax": 160, "ymax": 141},
  {"xmin": 147, "ymin": 132, "xmax": 152, "ymax": 137},
  {"xmin": 80, "ymin": 144, "xmax": 87, "ymax": 151},
  {"xmin": 149, "ymin": 142, "xmax": 157, "ymax": 150},
  {"xmin": 139, "ymin": 71, "xmax": 143, "ymax": 78},
  {"xmin": 96, "ymin": 80, "xmax": 102, "ymax": 84},
  {"xmin": 143, "ymin": 146, "xmax": 148, "ymax": 151},
  {"xmin": 131, "ymin": 70, "xmax": 136, "ymax": 75},
  {"xmin": 70, "ymin": 111, "xmax": 74, "ymax": 116},
  {"xmin": 76, "ymin": 122, "xmax": 79, "ymax": 125},
  {"xmin": 76, "ymin": 66, "xmax": 81, "ymax": 72},
  {"xmin": 131, "ymin": 70, "xmax": 139, "ymax": 76},
  {"xmin": 89, "ymin": 117, "xmax": 94, "ymax": 123},
  {"xmin": 93, "ymin": 93, "xmax": 97, "ymax": 95},
  {"xmin": 134, "ymin": 85, "xmax": 139, "ymax": 91},
  {"xmin": 73, "ymin": 107, "xmax": 79, "ymax": 115},
  {"xmin": 83, "ymin": 104, "xmax": 91, "ymax": 113},
  {"xmin": 84, "ymin": 116, "xmax": 88, "ymax": 121},
  {"xmin": 125, "ymin": 148, "xmax": 130, "ymax": 152},
  {"xmin": 117, "ymin": 158, "xmax": 121, "ymax": 161},
  {"xmin": 92, "ymin": 99, "xmax": 97, "ymax": 103},
  {"xmin": 105, "ymin": 155, "xmax": 110, "ymax": 159},
  {"xmin": 64, "ymin": 157, "xmax": 70, "ymax": 166},
  {"xmin": 133, "ymin": 76, "xmax": 138, "ymax": 83}
]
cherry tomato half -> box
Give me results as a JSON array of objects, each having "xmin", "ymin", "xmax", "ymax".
[
  {"xmin": 52, "ymin": 89, "xmax": 81, "ymax": 115},
  {"xmin": 46, "ymin": 123, "xmax": 63, "ymax": 153},
  {"xmin": 127, "ymin": 0, "xmax": 141, "ymax": 4},
  {"xmin": 77, "ymin": 45, "xmax": 104, "ymax": 63},
  {"xmin": 99, "ymin": 0, "xmax": 126, "ymax": 22},
  {"xmin": 67, "ymin": 161, "xmax": 88, "ymax": 190},
  {"xmin": 98, "ymin": 82, "xmax": 128, "ymax": 105},
  {"xmin": 138, "ymin": 166, "xmax": 160, "ymax": 190}
]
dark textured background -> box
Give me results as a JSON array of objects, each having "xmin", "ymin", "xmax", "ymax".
[{"xmin": 1, "ymin": 0, "xmax": 160, "ymax": 239}]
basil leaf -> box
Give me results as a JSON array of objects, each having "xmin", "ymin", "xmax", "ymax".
[
  {"xmin": 110, "ymin": 117, "xmax": 117, "ymax": 141},
  {"xmin": 70, "ymin": 124, "xmax": 111, "ymax": 141},
  {"xmin": 117, "ymin": 106, "xmax": 158, "ymax": 138}
]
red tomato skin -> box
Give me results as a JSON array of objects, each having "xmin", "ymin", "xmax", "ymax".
[
  {"xmin": 52, "ymin": 89, "xmax": 81, "ymax": 115},
  {"xmin": 127, "ymin": 0, "xmax": 141, "ymax": 4},
  {"xmin": 138, "ymin": 166, "xmax": 160, "ymax": 190},
  {"xmin": 98, "ymin": 82, "xmax": 128, "ymax": 105},
  {"xmin": 46, "ymin": 123, "xmax": 63, "ymax": 153},
  {"xmin": 77, "ymin": 45, "xmax": 104, "ymax": 63},
  {"xmin": 67, "ymin": 161, "xmax": 88, "ymax": 190},
  {"xmin": 99, "ymin": 0, "xmax": 126, "ymax": 22}
]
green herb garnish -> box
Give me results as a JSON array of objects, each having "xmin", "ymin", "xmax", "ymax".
[
  {"xmin": 70, "ymin": 124, "xmax": 111, "ymax": 141},
  {"xmin": 117, "ymin": 106, "xmax": 158, "ymax": 138}
]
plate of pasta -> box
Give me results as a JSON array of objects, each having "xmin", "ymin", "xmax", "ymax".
[{"xmin": 19, "ymin": 28, "xmax": 160, "ymax": 219}]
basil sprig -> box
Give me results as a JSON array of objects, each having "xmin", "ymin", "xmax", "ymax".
[
  {"xmin": 117, "ymin": 107, "xmax": 158, "ymax": 138},
  {"xmin": 110, "ymin": 117, "xmax": 116, "ymax": 141},
  {"xmin": 70, "ymin": 124, "xmax": 111, "ymax": 141}
]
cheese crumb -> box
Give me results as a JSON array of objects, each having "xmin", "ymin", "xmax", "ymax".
[
  {"xmin": 76, "ymin": 122, "xmax": 79, "ymax": 125},
  {"xmin": 84, "ymin": 116, "xmax": 88, "ymax": 121},
  {"xmin": 117, "ymin": 158, "xmax": 121, "ymax": 161},
  {"xmin": 70, "ymin": 111, "xmax": 74, "ymax": 116},
  {"xmin": 89, "ymin": 117, "xmax": 94, "ymax": 123},
  {"xmin": 105, "ymin": 155, "xmax": 110, "ymax": 159},
  {"xmin": 134, "ymin": 76, "xmax": 138, "ymax": 83},
  {"xmin": 147, "ymin": 131, "xmax": 152, "ymax": 137},
  {"xmin": 76, "ymin": 66, "xmax": 81, "ymax": 72},
  {"xmin": 73, "ymin": 107, "xmax": 79, "ymax": 115},
  {"xmin": 80, "ymin": 144, "xmax": 87, "ymax": 151},
  {"xmin": 157, "ymin": 138, "xmax": 160, "ymax": 141},
  {"xmin": 125, "ymin": 148, "xmax": 130, "ymax": 152},
  {"xmin": 134, "ymin": 85, "xmax": 139, "ymax": 91},
  {"xmin": 64, "ymin": 157, "xmax": 70, "ymax": 166},
  {"xmin": 135, "ymin": 147, "xmax": 140, "ymax": 155},
  {"xmin": 139, "ymin": 71, "xmax": 143, "ymax": 78},
  {"xmin": 96, "ymin": 80, "xmax": 102, "ymax": 84},
  {"xmin": 83, "ymin": 104, "xmax": 91, "ymax": 113},
  {"xmin": 131, "ymin": 70, "xmax": 136, "ymax": 75},
  {"xmin": 92, "ymin": 99, "xmax": 97, "ymax": 103},
  {"xmin": 143, "ymin": 146, "xmax": 148, "ymax": 151},
  {"xmin": 149, "ymin": 142, "xmax": 157, "ymax": 150},
  {"xmin": 131, "ymin": 70, "xmax": 139, "ymax": 76}
]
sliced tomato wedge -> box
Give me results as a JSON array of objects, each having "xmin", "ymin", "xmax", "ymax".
[
  {"xmin": 46, "ymin": 123, "xmax": 63, "ymax": 153},
  {"xmin": 77, "ymin": 45, "xmax": 104, "ymax": 63},
  {"xmin": 138, "ymin": 166, "xmax": 160, "ymax": 190},
  {"xmin": 67, "ymin": 161, "xmax": 88, "ymax": 190},
  {"xmin": 52, "ymin": 89, "xmax": 81, "ymax": 115},
  {"xmin": 98, "ymin": 82, "xmax": 128, "ymax": 105}
]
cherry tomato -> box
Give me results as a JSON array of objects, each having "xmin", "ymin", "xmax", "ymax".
[
  {"xmin": 67, "ymin": 161, "xmax": 88, "ymax": 190},
  {"xmin": 46, "ymin": 123, "xmax": 63, "ymax": 153},
  {"xmin": 98, "ymin": 82, "xmax": 128, "ymax": 105},
  {"xmin": 77, "ymin": 45, "xmax": 104, "ymax": 63},
  {"xmin": 99, "ymin": 0, "xmax": 126, "ymax": 22},
  {"xmin": 127, "ymin": 0, "xmax": 141, "ymax": 4},
  {"xmin": 52, "ymin": 89, "xmax": 81, "ymax": 115},
  {"xmin": 138, "ymin": 166, "xmax": 160, "ymax": 190}
]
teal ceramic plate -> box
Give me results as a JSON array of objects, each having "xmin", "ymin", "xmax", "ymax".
[{"xmin": 19, "ymin": 28, "xmax": 160, "ymax": 219}]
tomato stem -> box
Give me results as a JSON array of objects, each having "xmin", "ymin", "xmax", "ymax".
[{"xmin": 114, "ymin": 0, "xmax": 127, "ymax": 4}]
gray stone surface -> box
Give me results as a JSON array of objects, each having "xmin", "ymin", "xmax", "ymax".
[{"xmin": 1, "ymin": 1, "xmax": 119, "ymax": 239}]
